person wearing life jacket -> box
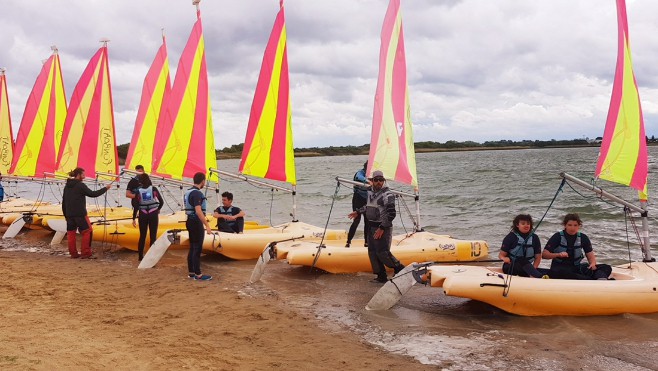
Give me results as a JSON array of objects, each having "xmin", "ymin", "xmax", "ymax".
[
  {"xmin": 184, "ymin": 172, "xmax": 214, "ymax": 281},
  {"xmin": 543, "ymin": 213, "xmax": 613, "ymax": 280},
  {"xmin": 125, "ymin": 165, "xmax": 145, "ymax": 210},
  {"xmin": 213, "ymin": 191, "xmax": 245, "ymax": 233},
  {"xmin": 61, "ymin": 167, "xmax": 112, "ymax": 259},
  {"xmin": 0, "ymin": 172, "xmax": 4, "ymax": 202},
  {"xmin": 345, "ymin": 161, "xmax": 370, "ymax": 248},
  {"xmin": 131, "ymin": 173, "xmax": 164, "ymax": 261},
  {"xmin": 348, "ymin": 170, "xmax": 404, "ymax": 283},
  {"xmin": 499, "ymin": 214, "xmax": 549, "ymax": 278}
]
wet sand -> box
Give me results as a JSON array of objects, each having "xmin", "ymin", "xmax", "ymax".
[{"xmin": 0, "ymin": 231, "xmax": 436, "ymax": 370}]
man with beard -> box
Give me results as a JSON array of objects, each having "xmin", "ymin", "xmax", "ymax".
[{"xmin": 348, "ymin": 170, "xmax": 404, "ymax": 283}]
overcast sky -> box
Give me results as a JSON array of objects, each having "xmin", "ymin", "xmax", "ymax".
[{"xmin": 1, "ymin": 0, "xmax": 657, "ymax": 149}]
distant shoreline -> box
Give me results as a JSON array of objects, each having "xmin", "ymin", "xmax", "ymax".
[{"xmin": 215, "ymin": 144, "xmax": 604, "ymax": 159}]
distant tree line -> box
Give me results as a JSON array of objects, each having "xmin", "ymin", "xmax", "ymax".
[{"xmin": 116, "ymin": 137, "xmax": 657, "ymax": 164}]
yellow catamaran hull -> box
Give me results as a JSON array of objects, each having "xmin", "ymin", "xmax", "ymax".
[
  {"xmin": 280, "ymin": 232, "xmax": 489, "ymax": 273},
  {"xmin": 427, "ymin": 262, "xmax": 658, "ymax": 316},
  {"xmin": 168, "ymin": 222, "xmax": 347, "ymax": 260}
]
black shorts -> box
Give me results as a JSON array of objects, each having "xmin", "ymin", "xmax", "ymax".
[{"xmin": 66, "ymin": 216, "xmax": 91, "ymax": 232}]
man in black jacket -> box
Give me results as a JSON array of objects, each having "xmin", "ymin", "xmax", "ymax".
[{"xmin": 62, "ymin": 167, "xmax": 111, "ymax": 259}]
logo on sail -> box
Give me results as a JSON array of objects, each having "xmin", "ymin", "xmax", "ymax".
[{"xmin": 396, "ymin": 121, "xmax": 404, "ymax": 137}]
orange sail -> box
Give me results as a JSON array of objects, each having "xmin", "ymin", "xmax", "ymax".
[
  {"xmin": 595, "ymin": 0, "xmax": 648, "ymax": 199},
  {"xmin": 368, "ymin": 0, "xmax": 418, "ymax": 188},
  {"xmin": 239, "ymin": 0, "xmax": 296, "ymax": 185},
  {"xmin": 55, "ymin": 43, "xmax": 119, "ymax": 180},
  {"xmin": 154, "ymin": 6, "xmax": 215, "ymax": 180},
  {"xmin": 0, "ymin": 68, "xmax": 14, "ymax": 174},
  {"xmin": 10, "ymin": 49, "xmax": 67, "ymax": 177},
  {"xmin": 125, "ymin": 35, "xmax": 171, "ymax": 174}
]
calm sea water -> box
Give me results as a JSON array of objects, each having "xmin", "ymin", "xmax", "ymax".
[
  {"xmin": 4, "ymin": 147, "xmax": 658, "ymax": 369},
  {"xmin": 217, "ymin": 146, "xmax": 657, "ymax": 264}
]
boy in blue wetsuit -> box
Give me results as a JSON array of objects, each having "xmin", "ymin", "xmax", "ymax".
[
  {"xmin": 184, "ymin": 172, "xmax": 214, "ymax": 281},
  {"xmin": 346, "ymin": 161, "xmax": 370, "ymax": 247}
]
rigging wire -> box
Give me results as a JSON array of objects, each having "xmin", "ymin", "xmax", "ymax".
[{"xmin": 310, "ymin": 180, "xmax": 342, "ymax": 271}]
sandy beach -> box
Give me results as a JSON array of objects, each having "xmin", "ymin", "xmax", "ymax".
[{"xmin": 0, "ymin": 231, "xmax": 437, "ymax": 371}]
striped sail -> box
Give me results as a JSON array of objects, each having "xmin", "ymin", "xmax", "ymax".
[
  {"xmin": 239, "ymin": 0, "xmax": 296, "ymax": 185},
  {"xmin": 10, "ymin": 51, "xmax": 67, "ymax": 177},
  {"xmin": 125, "ymin": 35, "xmax": 171, "ymax": 174},
  {"xmin": 154, "ymin": 8, "xmax": 215, "ymax": 180},
  {"xmin": 55, "ymin": 44, "xmax": 119, "ymax": 180},
  {"xmin": 595, "ymin": 0, "xmax": 648, "ymax": 199},
  {"xmin": 368, "ymin": 0, "xmax": 417, "ymax": 188},
  {"xmin": 0, "ymin": 69, "xmax": 13, "ymax": 174}
]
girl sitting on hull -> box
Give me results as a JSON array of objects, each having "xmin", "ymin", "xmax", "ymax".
[
  {"xmin": 542, "ymin": 213, "xmax": 612, "ymax": 280},
  {"xmin": 499, "ymin": 214, "xmax": 550, "ymax": 278}
]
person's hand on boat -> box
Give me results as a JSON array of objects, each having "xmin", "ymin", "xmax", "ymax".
[
  {"xmin": 105, "ymin": 184, "xmax": 112, "ymax": 190},
  {"xmin": 206, "ymin": 226, "xmax": 213, "ymax": 235}
]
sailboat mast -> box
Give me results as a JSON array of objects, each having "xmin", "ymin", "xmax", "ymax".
[{"xmin": 640, "ymin": 200, "xmax": 652, "ymax": 262}]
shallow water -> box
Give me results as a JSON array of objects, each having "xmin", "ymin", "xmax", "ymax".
[{"xmin": 3, "ymin": 147, "xmax": 658, "ymax": 369}]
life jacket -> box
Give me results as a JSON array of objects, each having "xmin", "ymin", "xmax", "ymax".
[
  {"xmin": 137, "ymin": 186, "xmax": 159, "ymax": 210},
  {"xmin": 216, "ymin": 206, "xmax": 237, "ymax": 226},
  {"xmin": 509, "ymin": 232, "xmax": 536, "ymax": 263},
  {"xmin": 364, "ymin": 187, "xmax": 394, "ymax": 226},
  {"xmin": 553, "ymin": 231, "xmax": 584, "ymax": 265},
  {"xmin": 183, "ymin": 187, "xmax": 206, "ymax": 217}
]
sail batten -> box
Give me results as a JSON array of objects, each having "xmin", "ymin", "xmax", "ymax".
[
  {"xmin": 0, "ymin": 69, "xmax": 14, "ymax": 174},
  {"xmin": 239, "ymin": 1, "xmax": 295, "ymax": 185},
  {"xmin": 125, "ymin": 36, "xmax": 171, "ymax": 174},
  {"xmin": 154, "ymin": 10, "xmax": 214, "ymax": 180},
  {"xmin": 368, "ymin": 0, "xmax": 418, "ymax": 188},
  {"xmin": 595, "ymin": 0, "xmax": 648, "ymax": 198},
  {"xmin": 55, "ymin": 45, "xmax": 118, "ymax": 179}
]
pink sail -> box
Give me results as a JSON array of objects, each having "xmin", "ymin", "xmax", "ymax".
[
  {"xmin": 55, "ymin": 44, "xmax": 119, "ymax": 179},
  {"xmin": 0, "ymin": 68, "xmax": 14, "ymax": 174},
  {"xmin": 368, "ymin": 0, "xmax": 418, "ymax": 188},
  {"xmin": 10, "ymin": 50, "xmax": 67, "ymax": 177},
  {"xmin": 239, "ymin": 0, "xmax": 296, "ymax": 185},
  {"xmin": 154, "ymin": 7, "xmax": 215, "ymax": 180},
  {"xmin": 125, "ymin": 35, "xmax": 171, "ymax": 174},
  {"xmin": 595, "ymin": 0, "xmax": 648, "ymax": 198}
]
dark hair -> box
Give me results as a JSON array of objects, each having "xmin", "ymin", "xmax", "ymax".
[
  {"xmin": 68, "ymin": 167, "xmax": 85, "ymax": 178},
  {"xmin": 363, "ymin": 161, "xmax": 368, "ymax": 170},
  {"xmin": 135, "ymin": 165, "xmax": 144, "ymax": 171},
  {"xmin": 193, "ymin": 172, "xmax": 206, "ymax": 184},
  {"xmin": 512, "ymin": 214, "xmax": 533, "ymax": 232},
  {"xmin": 562, "ymin": 213, "xmax": 582, "ymax": 226},
  {"xmin": 138, "ymin": 173, "xmax": 152, "ymax": 188},
  {"xmin": 221, "ymin": 191, "xmax": 233, "ymax": 201}
]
